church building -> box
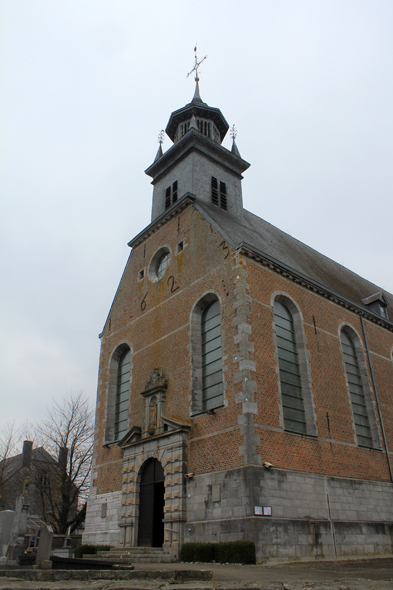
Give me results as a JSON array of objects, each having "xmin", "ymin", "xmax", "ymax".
[{"xmin": 83, "ymin": 68, "xmax": 393, "ymax": 562}]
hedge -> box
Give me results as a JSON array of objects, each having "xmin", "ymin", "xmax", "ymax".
[
  {"xmin": 74, "ymin": 544, "xmax": 112, "ymax": 559},
  {"xmin": 180, "ymin": 540, "xmax": 256, "ymax": 564}
]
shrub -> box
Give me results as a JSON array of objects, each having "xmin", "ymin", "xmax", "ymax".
[
  {"xmin": 74, "ymin": 544, "xmax": 112, "ymax": 559},
  {"xmin": 180, "ymin": 540, "xmax": 256, "ymax": 564}
]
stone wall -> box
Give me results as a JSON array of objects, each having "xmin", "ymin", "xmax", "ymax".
[
  {"xmin": 185, "ymin": 466, "xmax": 393, "ymax": 561},
  {"xmin": 83, "ymin": 489, "xmax": 121, "ymax": 546}
]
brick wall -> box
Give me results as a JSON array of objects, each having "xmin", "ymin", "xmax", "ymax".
[{"xmin": 85, "ymin": 202, "xmax": 393, "ymax": 554}]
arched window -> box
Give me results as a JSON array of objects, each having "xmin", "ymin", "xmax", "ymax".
[
  {"xmin": 202, "ymin": 300, "xmax": 223, "ymax": 411},
  {"xmin": 274, "ymin": 300, "xmax": 306, "ymax": 434},
  {"xmin": 340, "ymin": 330, "xmax": 373, "ymax": 448},
  {"xmin": 114, "ymin": 348, "xmax": 131, "ymax": 440}
]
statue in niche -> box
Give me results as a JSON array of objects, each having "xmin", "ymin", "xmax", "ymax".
[{"xmin": 148, "ymin": 397, "xmax": 157, "ymax": 436}]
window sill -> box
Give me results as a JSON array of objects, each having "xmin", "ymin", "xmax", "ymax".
[
  {"xmin": 358, "ymin": 444, "xmax": 381, "ymax": 451},
  {"xmin": 284, "ymin": 429, "xmax": 317, "ymax": 438},
  {"xmin": 103, "ymin": 440, "xmax": 119, "ymax": 448},
  {"xmin": 191, "ymin": 405, "xmax": 225, "ymax": 418}
]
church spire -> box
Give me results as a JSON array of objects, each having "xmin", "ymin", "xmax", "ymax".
[
  {"xmin": 230, "ymin": 125, "xmax": 241, "ymax": 158},
  {"xmin": 187, "ymin": 44, "xmax": 206, "ymax": 104},
  {"xmin": 154, "ymin": 130, "xmax": 165, "ymax": 162},
  {"xmin": 193, "ymin": 78, "xmax": 202, "ymax": 102},
  {"xmin": 165, "ymin": 48, "xmax": 228, "ymax": 145},
  {"xmin": 147, "ymin": 65, "xmax": 250, "ymax": 224}
]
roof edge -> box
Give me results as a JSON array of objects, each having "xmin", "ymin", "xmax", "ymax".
[
  {"xmin": 99, "ymin": 195, "xmax": 196, "ymax": 338},
  {"xmin": 127, "ymin": 194, "xmax": 195, "ymax": 248},
  {"xmin": 239, "ymin": 242, "xmax": 393, "ymax": 332}
]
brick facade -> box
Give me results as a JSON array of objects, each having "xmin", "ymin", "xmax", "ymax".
[{"xmin": 84, "ymin": 85, "xmax": 393, "ymax": 561}]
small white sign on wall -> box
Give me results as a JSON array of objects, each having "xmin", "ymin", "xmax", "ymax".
[{"xmin": 254, "ymin": 505, "xmax": 272, "ymax": 516}]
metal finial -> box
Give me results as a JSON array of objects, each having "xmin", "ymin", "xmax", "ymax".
[
  {"xmin": 158, "ymin": 130, "xmax": 165, "ymax": 145},
  {"xmin": 230, "ymin": 125, "xmax": 237, "ymax": 141},
  {"xmin": 187, "ymin": 43, "xmax": 207, "ymax": 82}
]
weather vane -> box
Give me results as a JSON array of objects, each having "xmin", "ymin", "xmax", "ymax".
[
  {"xmin": 230, "ymin": 125, "xmax": 237, "ymax": 140},
  {"xmin": 158, "ymin": 129, "xmax": 165, "ymax": 145},
  {"xmin": 187, "ymin": 44, "xmax": 207, "ymax": 82}
]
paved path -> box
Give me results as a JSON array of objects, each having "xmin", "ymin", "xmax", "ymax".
[{"xmin": 1, "ymin": 557, "xmax": 392, "ymax": 590}]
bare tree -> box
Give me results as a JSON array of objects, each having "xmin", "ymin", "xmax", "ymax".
[
  {"xmin": 33, "ymin": 393, "xmax": 94, "ymax": 534},
  {"xmin": 0, "ymin": 422, "xmax": 21, "ymax": 508}
]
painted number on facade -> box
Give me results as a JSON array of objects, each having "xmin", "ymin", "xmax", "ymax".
[
  {"xmin": 167, "ymin": 276, "xmax": 180, "ymax": 293},
  {"xmin": 141, "ymin": 292, "xmax": 148, "ymax": 311},
  {"xmin": 220, "ymin": 240, "xmax": 229, "ymax": 259}
]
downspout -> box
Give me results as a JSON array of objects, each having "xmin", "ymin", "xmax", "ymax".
[{"xmin": 360, "ymin": 312, "xmax": 393, "ymax": 484}]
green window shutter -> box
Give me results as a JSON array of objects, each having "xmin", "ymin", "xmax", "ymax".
[
  {"xmin": 202, "ymin": 300, "xmax": 223, "ymax": 411},
  {"xmin": 114, "ymin": 349, "xmax": 131, "ymax": 440},
  {"xmin": 274, "ymin": 301, "xmax": 307, "ymax": 435},
  {"xmin": 340, "ymin": 331, "xmax": 373, "ymax": 448}
]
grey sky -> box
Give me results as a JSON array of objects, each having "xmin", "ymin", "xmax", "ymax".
[{"xmin": 1, "ymin": 0, "xmax": 392, "ymax": 431}]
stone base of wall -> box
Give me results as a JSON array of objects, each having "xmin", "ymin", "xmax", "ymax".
[
  {"xmin": 82, "ymin": 490, "xmax": 121, "ymax": 547},
  {"xmin": 83, "ymin": 464, "xmax": 393, "ymax": 560},
  {"xmin": 185, "ymin": 466, "xmax": 393, "ymax": 562},
  {"xmin": 186, "ymin": 517, "xmax": 393, "ymax": 562}
]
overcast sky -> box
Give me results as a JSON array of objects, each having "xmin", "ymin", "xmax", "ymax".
[{"xmin": 1, "ymin": 0, "xmax": 392, "ymax": 435}]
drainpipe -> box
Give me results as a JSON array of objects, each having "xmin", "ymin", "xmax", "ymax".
[{"xmin": 360, "ymin": 312, "xmax": 393, "ymax": 483}]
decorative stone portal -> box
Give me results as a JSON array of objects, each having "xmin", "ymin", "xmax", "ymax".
[{"xmin": 117, "ymin": 369, "xmax": 191, "ymax": 557}]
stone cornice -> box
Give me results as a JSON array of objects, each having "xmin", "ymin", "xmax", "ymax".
[
  {"xmin": 145, "ymin": 128, "xmax": 250, "ymax": 183},
  {"xmin": 239, "ymin": 243, "xmax": 393, "ymax": 333}
]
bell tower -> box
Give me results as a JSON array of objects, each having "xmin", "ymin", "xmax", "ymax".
[{"xmin": 145, "ymin": 51, "xmax": 250, "ymax": 222}]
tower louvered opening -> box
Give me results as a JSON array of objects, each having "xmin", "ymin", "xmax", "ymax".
[{"xmin": 211, "ymin": 177, "xmax": 218, "ymax": 205}]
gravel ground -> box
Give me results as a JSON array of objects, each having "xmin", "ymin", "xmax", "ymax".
[{"xmin": 0, "ymin": 556, "xmax": 392, "ymax": 590}]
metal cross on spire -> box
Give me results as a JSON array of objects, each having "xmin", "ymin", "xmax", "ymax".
[{"xmin": 187, "ymin": 44, "xmax": 207, "ymax": 82}]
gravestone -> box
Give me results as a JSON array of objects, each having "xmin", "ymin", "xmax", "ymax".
[
  {"xmin": 5, "ymin": 481, "xmax": 29, "ymax": 564},
  {"xmin": 36, "ymin": 524, "xmax": 53, "ymax": 569},
  {"xmin": 0, "ymin": 510, "xmax": 15, "ymax": 565}
]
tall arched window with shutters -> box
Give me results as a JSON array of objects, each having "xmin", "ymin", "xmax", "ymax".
[
  {"xmin": 201, "ymin": 300, "xmax": 224, "ymax": 411},
  {"xmin": 340, "ymin": 330, "xmax": 373, "ymax": 448},
  {"xmin": 114, "ymin": 348, "xmax": 131, "ymax": 440},
  {"xmin": 273, "ymin": 300, "xmax": 307, "ymax": 435}
]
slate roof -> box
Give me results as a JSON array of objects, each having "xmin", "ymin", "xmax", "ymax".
[
  {"xmin": 1, "ymin": 447, "xmax": 56, "ymax": 485},
  {"xmin": 194, "ymin": 199, "xmax": 393, "ymax": 322}
]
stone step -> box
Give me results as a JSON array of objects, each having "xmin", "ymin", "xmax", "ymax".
[
  {"xmin": 98, "ymin": 553, "xmax": 174, "ymax": 559},
  {"xmin": 84, "ymin": 556, "xmax": 175, "ymax": 563},
  {"xmin": 109, "ymin": 546, "xmax": 166, "ymax": 552},
  {"xmin": 84, "ymin": 547, "xmax": 177, "ymax": 563},
  {"xmin": 98, "ymin": 551, "xmax": 170, "ymax": 558}
]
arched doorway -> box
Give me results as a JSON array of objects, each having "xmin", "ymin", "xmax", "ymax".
[{"xmin": 138, "ymin": 458, "xmax": 165, "ymax": 547}]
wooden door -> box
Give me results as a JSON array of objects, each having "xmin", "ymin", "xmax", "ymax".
[{"xmin": 138, "ymin": 459, "xmax": 164, "ymax": 547}]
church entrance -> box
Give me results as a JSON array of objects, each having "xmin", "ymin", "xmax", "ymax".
[{"xmin": 137, "ymin": 458, "xmax": 165, "ymax": 547}]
